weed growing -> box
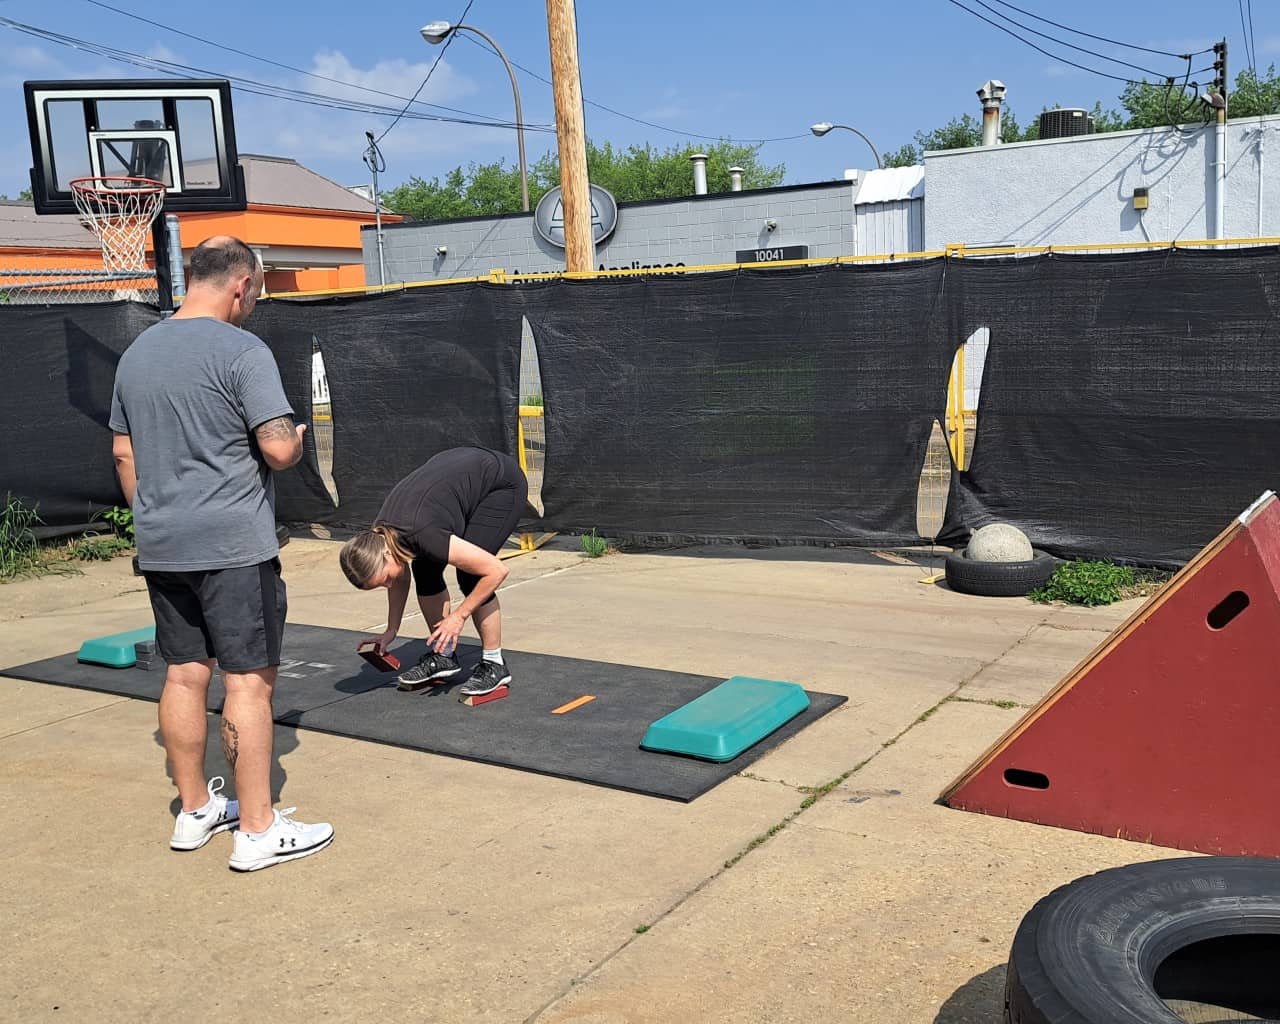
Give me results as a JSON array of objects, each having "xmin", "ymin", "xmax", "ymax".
[
  {"xmin": 580, "ymin": 528, "xmax": 610, "ymax": 558},
  {"xmin": 1030, "ymin": 560, "xmax": 1134, "ymax": 606},
  {"xmin": 0, "ymin": 495, "xmax": 43, "ymax": 580}
]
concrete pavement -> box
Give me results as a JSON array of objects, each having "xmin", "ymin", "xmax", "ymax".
[{"xmin": 0, "ymin": 538, "xmax": 1169, "ymax": 1022}]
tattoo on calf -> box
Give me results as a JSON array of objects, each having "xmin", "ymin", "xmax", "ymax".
[
  {"xmin": 255, "ymin": 416, "xmax": 296, "ymax": 444},
  {"xmin": 220, "ymin": 719, "xmax": 240, "ymax": 770}
]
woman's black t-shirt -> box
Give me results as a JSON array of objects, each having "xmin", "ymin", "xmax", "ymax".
[{"xmin": 373, "ymin": 447, "xmax": 506, "ymax": 563}]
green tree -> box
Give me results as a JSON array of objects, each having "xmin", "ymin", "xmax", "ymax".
[
  {"xmin": 0, "ymin": 187, "xmax": 33, "ymax": 202},
  {"xmin": 884, "ymin": 110, "xmax": 1028, "ymax": 167},
  {"xmin": 886, "ymin": 66, "xmax": 1280, "ymax": 166},
  {"xmin": 1120, "ymin": 65, "xmax": 1280, "ymax": 127},
  {"xmin": 534, "ymin": 139, "xmax": 784, "ymax": 202},
  {"xmin": 382, "ymin": 160, "xmax": 553, "ymax": 221},
  {"xmin": 383, "ymin": 139, "xmax": 785, "ymax": 219}
]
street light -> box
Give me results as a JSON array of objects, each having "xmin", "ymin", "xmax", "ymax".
[
  {"xmin": 810, "ymin": 121, "xmax": 883, "ymax": 170},
  {"xmin": 422, "ymin": 20, "xmax": 529, "ymax": 212}
]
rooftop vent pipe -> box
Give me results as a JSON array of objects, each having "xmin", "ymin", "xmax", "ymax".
[
  {"xmin": 690, "ymin": 153, "xmax": 709, "ymax": 195},
  {"xmin": 977, "ymin": 80, "xmax": 1007, "ymax": 147}
]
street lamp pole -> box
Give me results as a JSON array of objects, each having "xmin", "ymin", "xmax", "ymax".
[
  {"xmin": 810, "ymin": 122, "xmax": 883, "ymax": 170},
  {"xmin": 422, "ymin": 21, "xmax": 530, "ymax": 212}
]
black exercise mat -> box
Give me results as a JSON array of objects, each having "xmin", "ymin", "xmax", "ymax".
[{"xmin": 3, "ymin": 623, "xmax": 846, "ymax": 801}]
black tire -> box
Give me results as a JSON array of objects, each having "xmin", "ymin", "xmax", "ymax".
[
  {"xmin": 1005, "ymin": 857, "xmax": 1280, "ymax": 1024},
  {"xmin": 944, "ymin": 547, "xmax": 1057, "ymax": 597}
]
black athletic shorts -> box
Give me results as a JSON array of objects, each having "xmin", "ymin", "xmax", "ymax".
[
  {"xmin": 144, "ymin": 558, "xmax": 287, "ymax": 672},
  {"xmin": 412, "ymin": 457, "xmax": 528, "ymax": 603}
]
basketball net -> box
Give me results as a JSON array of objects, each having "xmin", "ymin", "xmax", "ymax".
[{"xmin": 70, "ymin": 176, "xmax": 166, "ymax": 273}]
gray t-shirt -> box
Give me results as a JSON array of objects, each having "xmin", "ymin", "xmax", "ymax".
[{"xmin": 109, "ymin": 316, "xmax": 294, "ymax": 571}]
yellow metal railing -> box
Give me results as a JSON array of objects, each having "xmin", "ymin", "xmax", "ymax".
[{"xmin": 269, "ymin": 236, "xmax": 1280, "ymax": 301}]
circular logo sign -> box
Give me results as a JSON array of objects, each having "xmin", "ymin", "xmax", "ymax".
[{"xmin": 533, "ymin": 184, "xmax": 619, "ymax": 248}]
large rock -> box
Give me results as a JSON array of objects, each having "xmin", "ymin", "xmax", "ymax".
[{"xmin": 968, "ymin": 523, "xmax": 1034, "ymax": 562}]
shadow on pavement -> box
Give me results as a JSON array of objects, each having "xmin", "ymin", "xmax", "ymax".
[{"xmin": 933, "ymin": 963, "xmax": 1006, "ymax": 1023}]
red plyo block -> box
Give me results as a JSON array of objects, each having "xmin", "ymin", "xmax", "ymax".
[
  {"xmin": 460, "ymin": 684, "xmax": 509, "ymax": 707},
  {"xmin": 942, "ymin": 492, "xmax": 1280, "ymax": 857}
]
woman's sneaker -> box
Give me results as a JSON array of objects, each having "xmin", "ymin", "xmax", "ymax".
[
  {"xmin": 170, "ymin": 776, "xmax": 239, "ymax": 851},
  {"xmin": 397, "ymin": 651, "xmax": 462, "ymax": 691},
  {"xmin": 460, "ymin": 659, "xmax": 512, "ymax": 697},
  {"xmin": 228, "ymin": 808, "xmax": 334, "ymax": 872}
]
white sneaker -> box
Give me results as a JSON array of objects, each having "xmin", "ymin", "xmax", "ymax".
[
  {"xmin": 170, "ymin": 776, "xmax": 240, "ymax": 851},
  {"xmin": 228, "ymin": 808, "xmax": 334, "ymax": 872}
]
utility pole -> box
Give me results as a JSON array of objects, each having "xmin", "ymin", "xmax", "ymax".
[
  {"xmin": 1211, "ymin": 39, "xmax": 1228, "ymax": 241},
  {"xmin": 364, "ymin": 131, "xmax": 388, "ymax": 287},
  {"xmin": 545, "ymin": 0, "xmax": 594, "ymax": 274}
]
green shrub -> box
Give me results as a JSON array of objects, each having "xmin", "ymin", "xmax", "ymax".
[
  {"xmin": 68, "ymin": 535, "xmax": 133, "ymax": 561},
  {"xmin": 0, "ymin": 495, "xmax": 43, "ymax": 580},
  {"xmin": 580, "ymin": 528, "xmax": 609, "ymax": 558},
  {"xmin": 1030, "ymin": 560, "xmax": 1135, "ymax": 606},
  {"xmin": 102, "ymin": 505, "xmax": 135, "ymax": 543}
]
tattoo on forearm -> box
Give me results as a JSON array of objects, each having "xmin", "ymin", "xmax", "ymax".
[
  {"xmin": 220, "ymin": 719, "xmax": 240, "ymax": 770},
  {"xmin": 254, "ymin": 416, "xmax": 296, "ymax": 444}
]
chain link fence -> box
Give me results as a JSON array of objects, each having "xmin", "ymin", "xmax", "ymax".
[{"xmin": 0, "ymin": 268, "xmax": 158, "ymax": 305}]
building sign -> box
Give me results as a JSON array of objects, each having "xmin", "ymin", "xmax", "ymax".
[
  {"xmin": 735, "ymin": 245, "xmax": 809, "ymax": 263},
  {"xmin": 534, "ymin": 184, "xmax": 619, "ymax": 247}
]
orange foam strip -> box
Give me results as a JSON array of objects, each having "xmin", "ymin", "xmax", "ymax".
[{"xmin": 551, "ymin": 695, "xmax": 596, "ymax": 715}]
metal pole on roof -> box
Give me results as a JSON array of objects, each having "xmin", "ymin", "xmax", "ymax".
[{"xmin": 364, "ymin": 131, "xmax": 388, "ymax": 287}]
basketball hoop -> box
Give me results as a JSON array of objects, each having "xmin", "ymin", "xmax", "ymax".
[{"xmin": 70, "ymin": 176, "xmax": 166, "ymax": 272}]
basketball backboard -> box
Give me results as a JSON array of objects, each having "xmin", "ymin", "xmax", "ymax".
[{"xmin": 24, "ymin": 79, "xmax": 247, "ymax": 215}]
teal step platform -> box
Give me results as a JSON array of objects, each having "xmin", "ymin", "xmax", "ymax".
[
  {"xmin": 640, "ymin": 676, "xmax": 811, "ymax": 762},
  {"xmin": 77, "ymin": 625, "xmax": 156, "ymax": 669}
]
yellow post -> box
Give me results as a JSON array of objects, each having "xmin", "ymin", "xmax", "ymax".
[{"xmin": 953, "ymin": 346, "xmax": 966, "ymax": 470}]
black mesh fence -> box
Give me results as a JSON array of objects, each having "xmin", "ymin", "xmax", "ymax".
[
  {"xmin": 522, "ymin": 264, "xmax": 953, "ymax": 545},
  {"xmin": 0, "ymin": 300, "xmax": 160, "ymax": 532},
  {"xmin": 5, "ymin": 251, "xmax": 1280, "ymax": 566},
  {"xmin": 242, "ymin": 301, "xmax": 339, "ymax": 524},
  {"xmin": 939, "ymin": 249, "xmax": 1280, "ymax": 566},
  {"xmin": 253, "ymin": 286, "xmax": 523, "ymax": 526}
]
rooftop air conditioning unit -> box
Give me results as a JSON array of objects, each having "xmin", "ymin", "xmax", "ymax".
[{"xmin": 1039, "ymin": 108, "xmax": 1094, "ymax": 140}]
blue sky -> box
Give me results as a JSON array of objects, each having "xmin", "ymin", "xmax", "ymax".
[{"xmin": 1, "ymin": 0, "xmax": 1276, "ymax": 199}]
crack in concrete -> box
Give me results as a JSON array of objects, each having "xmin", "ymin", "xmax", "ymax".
[
  {"xmin": 526, "ymin": 615, "xmax": 1052, "ymax": 1021},
  {"xmin": 0, "ymin": 695, "xmax": 130, "ymax": 741}
]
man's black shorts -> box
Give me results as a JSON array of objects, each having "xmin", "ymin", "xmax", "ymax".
[{"xmin": 144, "ymin": 558, "xmax": 287, "ymax": 672}]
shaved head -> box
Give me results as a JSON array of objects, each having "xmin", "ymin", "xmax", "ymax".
[{"xmin": 188, "ymin": 236, "xmax": 258, "ymax": 285}]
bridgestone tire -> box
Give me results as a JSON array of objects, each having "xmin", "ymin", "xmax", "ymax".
[
  {"xmin": 944, "ymin": 547, "xmax": 1057, "ymax": 597},
  {"xmin": 1005, "ymin": 858, "xmax": 1280, "ymax": 1024}
]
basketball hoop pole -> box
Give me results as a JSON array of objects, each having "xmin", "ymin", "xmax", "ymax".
[{"xmin": 151, "ymin": 216, "xmax": 174, "ymax": 313}]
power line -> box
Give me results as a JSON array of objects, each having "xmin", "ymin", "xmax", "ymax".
[
  {"xmin": 984, "ymin": 0, "xmax": 1211, "ymax": 59},
  {"xmin": 0, "ymin": 15, "xmax": 554, "ymax": 132},
  {"xmin": 963, "ymin": 0, "xmax": 1179, "ymax": 79},
  {"xmin": 376, "ymin": 0, "xmax": 475, "ymax": 144},
  {"xmin": 457, "ymin": 33, "xmax": 808, "ymax": 146},
  {"xmin": 1238, "ymin": 0, "xmax": 1257, "ymax": 79},
  {"xmin": 80, "ymin": 0, "xmax": 520, "ymax": 125},
  {"xmin": 946, "ymin": 0, "xmax": 1180, "ymax": 86}
]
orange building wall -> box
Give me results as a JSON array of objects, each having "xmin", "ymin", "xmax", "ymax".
[{"xmin": 0, "ymin": 204, "xmax": 397, "ymax": 295}]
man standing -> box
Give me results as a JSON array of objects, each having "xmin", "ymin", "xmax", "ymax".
[{"xmin": 110, "ymin": 236, "xmax": 333, "ymax": 872}]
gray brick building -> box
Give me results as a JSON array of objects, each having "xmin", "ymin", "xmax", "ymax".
[{"xmin": 362, "ymin": 172, "xmax": 924, "ymax": 284}]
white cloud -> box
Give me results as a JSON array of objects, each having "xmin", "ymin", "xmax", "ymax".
[
  {"xmin": 5, "ymin": 44, "xmax": 64, "ymax": 73},
  {"xmin": 307, "ymin": 50, "xmax": 477, "ymax": 108},
  {"xmin": 639, "ymin": 86, "xmax": 689, "ymax": 123},
  {"xmin": 221, "ymin": 49, "xmax": 558, "ymax": 185}
]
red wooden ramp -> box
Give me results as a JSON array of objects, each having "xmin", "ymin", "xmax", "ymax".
[{"xmin": 941, "ymin": 491, "xmax": 1280, "ymax": 857}]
